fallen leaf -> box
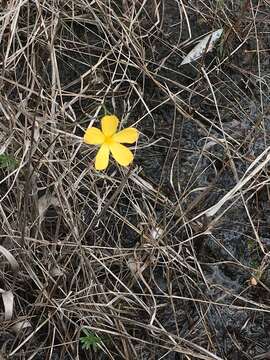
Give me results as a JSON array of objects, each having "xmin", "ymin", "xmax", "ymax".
[
  {"xmin": 180, "ymin": 29, "xmax": 223, "ymax": 66},
  {"xmin": 0, "ymin": 289, "xmax": 14, "ymax": 320},
  {"xmin": 11, "ymin": 319, "xmax": 32, "ymax": 333}
]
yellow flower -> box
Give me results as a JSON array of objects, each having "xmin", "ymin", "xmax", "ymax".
[{"xmin": 84, "ymin": 115, "xmax": 139, "ymax": 170}]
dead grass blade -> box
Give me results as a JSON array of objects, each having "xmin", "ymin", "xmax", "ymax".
[{"xmin": 0, "ymin": 245, "xmax": 19, "ymax": 271}]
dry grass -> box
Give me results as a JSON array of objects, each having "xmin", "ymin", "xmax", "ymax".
[{"xmin": 1, "ymin": 0, "xmax": 270, "ymax": 359}]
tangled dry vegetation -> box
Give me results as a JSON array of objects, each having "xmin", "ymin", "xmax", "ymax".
[{"xmin": 1, "ymin": 0, "xmax": 270, "ymax": 359}]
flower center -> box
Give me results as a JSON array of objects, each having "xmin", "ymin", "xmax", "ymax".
[{"xmin": 104, "ymin": 135, "xmax": 113, "ymax": 145}]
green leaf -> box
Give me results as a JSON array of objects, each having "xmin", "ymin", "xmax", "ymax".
[
  {"xmin": 0, "ymin": 154, "xmax": 17, "ymax": 170},
  {"xmin": 80, "ymin": 329, "xmax": 102, "ymax": 352}
]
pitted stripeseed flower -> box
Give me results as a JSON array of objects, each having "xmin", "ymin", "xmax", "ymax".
[{"xmin": 84, "ymin": 115, "xmax": 139, "ymax": 170}]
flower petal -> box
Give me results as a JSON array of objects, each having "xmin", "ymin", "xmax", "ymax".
[
  {"xmin": 101, "ymin": 115, "xmax": 119, "ymax": 137},
  {"xmin": 95, "ymin": 144, "xmax": 110, "ymax": 170},
  {"xmin": 112, "ymin": 128, "xmax": 139, "ymax": 144},
  {"xmin": 84, "ymin": 127, "xmax": 105, "ymax": 145},
  {"xmin": 109, "ymin": 142, "xmax": 134, "ymax": 167}
]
